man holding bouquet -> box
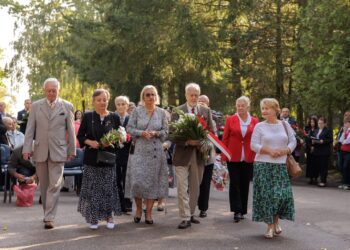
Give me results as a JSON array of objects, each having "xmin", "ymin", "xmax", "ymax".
[{"xmin": 171, "ymin": 83, "xmax": 214, "ymax": 229}]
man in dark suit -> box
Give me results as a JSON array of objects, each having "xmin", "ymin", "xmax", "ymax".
[
  {"xmin": 114, "ymin": 95, "xmax": 132, "ymax": 213},
  {"xmin": 280, "ymin": 107, "xmax": 297, "ymax": 126},
  {"xmin": 17, "ymin": 99, "xmax": 32, "ymax": 134},
  {"xmin": 172, "ymin": 83, "xmax": 214, "ymax": 229}
]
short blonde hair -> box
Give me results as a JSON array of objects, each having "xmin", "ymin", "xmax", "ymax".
[
  {"xmin": 139, "ymin": 85, "xmax": 160, "ymax": 106},
  {"xmin": 236, "ymin": 96, "xmax": 250, "ymax": 107},
  {"xmin": 260, "ymin": 98, "xmax": 280, "ymax": 113},
  {"xmin": 114, "ymin": 95, "xmax": 130, "ymax": 105}
]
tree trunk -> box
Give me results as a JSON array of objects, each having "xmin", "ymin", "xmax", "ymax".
[{"xmin": 275, "ymin": 0, "xmax": 284, "ymax": 103}]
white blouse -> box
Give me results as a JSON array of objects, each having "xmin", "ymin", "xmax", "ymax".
[
  {"xmin": 250, "ymin": 121, "xmax": 297, "ymax": 164},
  {"xmin": 238, "ymin": 113, "xmax": 251, "ymax": 161}
]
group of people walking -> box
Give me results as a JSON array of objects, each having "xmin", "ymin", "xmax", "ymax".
[{"xmin": 2, "ymin": 77, "xmax": 304, "ymax": 240}]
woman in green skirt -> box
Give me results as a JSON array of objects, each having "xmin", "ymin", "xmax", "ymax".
[{"xmin": 250, "ymin": 98, "xmax": 296, "ymax": 239}]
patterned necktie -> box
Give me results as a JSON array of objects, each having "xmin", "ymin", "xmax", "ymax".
[
  {"xmin": 191, "ymin": 107, "xmax": 195, "ymax": 114},
  {"xmin": 120, "ymin": 116, "xmax": 124, "ymax": 126},
  {"xmin": 49, "ymin": 102, "xmax": 55, "ymax": 109}
]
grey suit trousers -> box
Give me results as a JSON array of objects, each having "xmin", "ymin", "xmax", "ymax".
[{"xmin": 36, "ymin": 159, "xmax": 64, "ymax": 222}]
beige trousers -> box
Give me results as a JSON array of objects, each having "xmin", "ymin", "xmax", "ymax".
[
  {"xmin": 36, "ymin": 158, "xmax": 64, "ymax": 222},
  {"xmin": 175, "ymin": 151, "xmax": 204, "ymax": 220}
]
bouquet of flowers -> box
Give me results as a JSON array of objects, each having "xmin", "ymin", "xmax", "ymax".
[
  {"xmin": 100, "ymin": 126, "xmax": 128, "ymax": 148},
  {"xmin": 169, "ymin": 108, "xmax": 213, "ymax": 159}
]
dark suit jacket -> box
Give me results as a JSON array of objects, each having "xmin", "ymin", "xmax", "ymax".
[
  {"xmin": 312, "ymin": 128, "xmax": 333, "ymax": 156},
  {"xmin": 171, "ymin": 104, "xmax": 214, "ymax": 166},
  {"xmin": 116, "ymin": 115, "xmax": 131, "ymax": 166},
  {"xmin": 77, "ymin": 111, "xmax": 121, "ymax": 166},
  {"xmin": 0, "ymin": 116, "xmax": 8, "ymax": 145},
  {"xmin": 17, "ymin": 109, "xmax": 29, "ymax": 134}
]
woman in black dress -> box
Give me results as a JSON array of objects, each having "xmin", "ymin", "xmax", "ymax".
[
  {"xmin": 305, "ymin": 116, "xmax": 318, "ymax": 184},
  {"xmin": 310, "ymin": 117, "xmax": 333, "ymax": 187},
  {"xmin": 77, "ymin": 89, "xmax": 122, "ymax": 229}
]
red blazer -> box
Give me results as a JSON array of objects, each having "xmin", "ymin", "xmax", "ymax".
[{"xmin": 222, "ymin": 114, "xmax": 259, "ymax": 163}]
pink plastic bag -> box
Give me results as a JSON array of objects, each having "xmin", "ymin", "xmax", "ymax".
[{"xmin": 13, "ymin": 183, "xmax": 37, "ymax": 207}]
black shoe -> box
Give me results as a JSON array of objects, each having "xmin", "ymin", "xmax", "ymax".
[
  {"xmin": 190, "ymin": 216, "xmax": 200, "ymax": 224},
  {"xmin": 60, "ymin": 187, "xmax": 69, "ymax": 192},
  {"xmin": 234, "ymin": 213, "xmax": 241, "ymax": 223},
  {"xmin": 145, "ymin": 219, "xmax": 154, "ymax": 225},
  {"xmin": 178, "ymin": 220, "xmax": 191, "ymax": 229},
  {"xmin": 134, "ymin": 217, "xmax": 141, "ymax": 223},
  {"xmin": 199, "ymin": 210, "xmax": 207, "ymax": 218}
]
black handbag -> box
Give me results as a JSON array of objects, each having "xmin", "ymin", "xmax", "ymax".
[
  {"xmin": 92, "ymin": 112, "xmax": 117, "ymax": 166},
  {"xmin": 96, "ymin": 150, "xmax": 116, "ymax": 165}
]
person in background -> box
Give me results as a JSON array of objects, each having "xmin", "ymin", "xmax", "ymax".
[
  {"xmin": 125, "ymin": 85, "xmax": 168, "ymax": 225},
  {"xmin": 197, "ymin": 94, "xmax": 216, "ymax": 219},
  {"xmin": 77, "ymin": 88, "xmax": 122, "ymax": 230},
  {"xmin": 305, "ymin": 116, "xmax": 318, "ymax": 184},
  {"xmin": 335, "ymin": 111, "xmax": 350, "ymax": 181},
  {"xmin": 114, "ymin": 95, "xmax": 133, "ymax": 213},
  {"xmin": 0, "ymin": 101, "xmax": 11, "ymax": 118},
  {"xmin": 310, "ymin": 117, "xmax": 333, "ymax": 187},
  {"xmin": 338, "ymin": 117, "xmax": 350, "ymax": 190},
  {"xmin": 280, "ymin": 107, "xmax": 297, "ymax": 126},
  {"xmin": 222, "ymin": 96, "xmax": 259, "ymax": 223},
  {"xmin": 17, "ymin": 99, "xmax": 32, "ymax": 134},
  {"xmin": 251, "ymin": 98, "xmax": 296, "ymax": 239},
  {"xmin": 128, "ymin": 101, "xmax": 136, "ymax": 115},
  {"xmin": 9, "ymin": 145, "xmax": 36, "ymax": 185},
  {"xmin": 3, "ymin": 117, "xmax": 25, "ymax": 150},
  {"xmin": 61, "ymin": 109, "xmax": 84, "ymax": 192},
  {"xmin": 74, "ymin": 110, "xmax": 83, "ymax": 148}
]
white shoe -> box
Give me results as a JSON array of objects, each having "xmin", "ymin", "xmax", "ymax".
[
  {"xmin": 106, "ymin": 222, "xmax": 115, "ymax": 229},
  {"xmin": 343, "ymin": 185, "xmax": 349, "ymax": 190},
  {"xmin": 338, "ymin": 185, "xmax": 344, "ymax": 189},
  {"xmin": 89, "ymin": 224, "xmax": 99, "ymax": 230}
]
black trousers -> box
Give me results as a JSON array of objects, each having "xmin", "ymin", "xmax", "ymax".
[
  {"xmin": 313, "ymin": 155, "xmax": 330, "ymax": 183},
  {"xmin": 116, "ymin": 163, "xmax": 132, "ymax": 211},
  {"xmin": 227, "ymin": 161, "xmax": 253, "ymax": 215},
  {"xmin": 197, "ymin": 164, "xmax": 214, "ymax": 212}
]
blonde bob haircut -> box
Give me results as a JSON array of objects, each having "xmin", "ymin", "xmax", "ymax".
[
  {"xmin": 139, "ymin": 85, "xmax": 160, "ymax": 106},
  {"xmin": 114, "ymin": 95, "xmax": 130, "ymax": 105},
  {"xmin": 236, "ymin": 96, "xmax": 251, "ymax": 107},
  {"xmin": 260, "ymin": 98, "xmax": 281, "ymax": 114}
]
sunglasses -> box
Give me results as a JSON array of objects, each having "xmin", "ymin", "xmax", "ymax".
[{"xmin": 145, "ymin": 93, "xmax": 155, "ymax": 97}]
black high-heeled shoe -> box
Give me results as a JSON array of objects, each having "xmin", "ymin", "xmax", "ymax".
[
  {"xmin": 145, "ymin": 219, "xmax": 154, "ymax": 224},
  {"xmin": 134, "ymin": 217, "xmax": 141, "ymax": 223}
]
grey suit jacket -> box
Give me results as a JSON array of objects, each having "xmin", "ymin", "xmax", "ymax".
[
  {"xmin": 172, "ymin": 103, "xmax": 214, "ymax": 167},
  {"xmin": 22, "ymin": 98, "xmax": 76, "ymax": 162}
]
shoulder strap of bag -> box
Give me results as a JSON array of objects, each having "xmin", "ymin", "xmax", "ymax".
[
  {"xmin": 282, "ymin": 121, "xmax": 291, "ymax": 155},
  {"xmin": 144, "ymin": 108, "xmax": 155, "ymax": 130}
]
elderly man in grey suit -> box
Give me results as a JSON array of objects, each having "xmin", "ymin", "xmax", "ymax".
[
  {"xmin": 172, "ymin": 83, "xmax": 214, "ymax": 229},
  {"xmin": 23, "ymin": 78, "xmax": 76, "ymax": 229}
]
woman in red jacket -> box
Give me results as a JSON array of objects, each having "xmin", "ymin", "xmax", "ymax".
[{"xmin": 222, "ymin": 96, "xmax": 259, "ymax": 223}]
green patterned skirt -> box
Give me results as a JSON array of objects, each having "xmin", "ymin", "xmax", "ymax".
[{"xmin": 252, "ymin": 161, "xmax": 295, "ymax": 224}]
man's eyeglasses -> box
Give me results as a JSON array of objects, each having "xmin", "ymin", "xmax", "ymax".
[{"xmin": 145, "ymin": 93, "xmax": 155, "ymax": 97}]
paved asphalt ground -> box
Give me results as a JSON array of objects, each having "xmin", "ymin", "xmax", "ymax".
[{"xmin": 1, "ymin": 177, "xmax": 350, "ymax": 250}]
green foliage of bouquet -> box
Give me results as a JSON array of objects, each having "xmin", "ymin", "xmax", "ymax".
[
  {"xmin": 100, "ymin": 127, "xmax": 127, "ymax": 148},
  {"xmin": 169, "ymin": 108, "xmax": 213, "ymax": 159}
]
